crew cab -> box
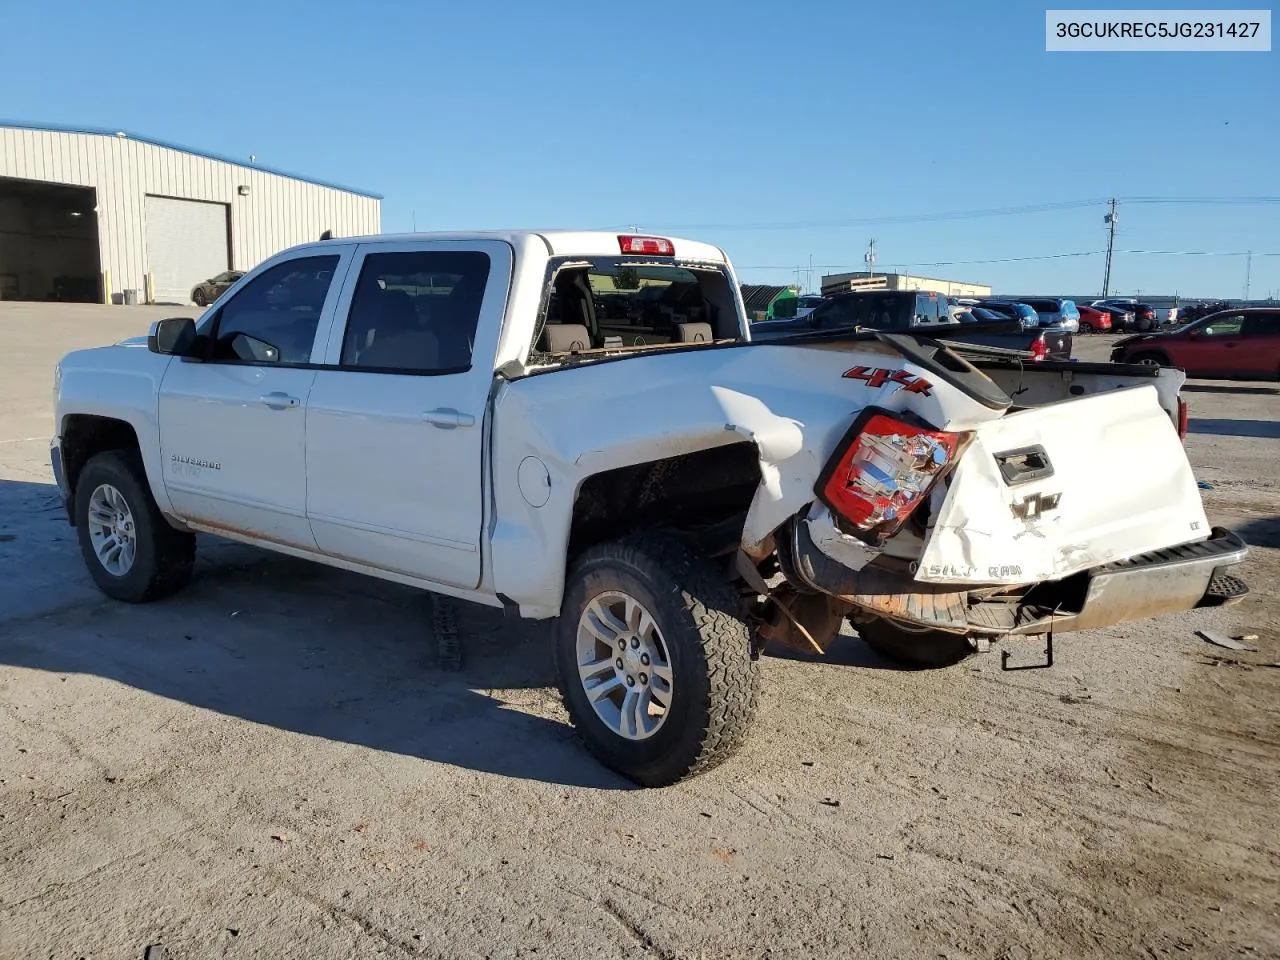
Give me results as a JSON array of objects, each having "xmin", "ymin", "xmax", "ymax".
[{"xmin": 50, "ymin": 231, "xmax": 1249, "ymax": 787}]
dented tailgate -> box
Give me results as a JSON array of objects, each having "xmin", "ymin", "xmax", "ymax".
[{"xmin": 916, "ymin": 384, "xmax": 1209, "ymax": 585}]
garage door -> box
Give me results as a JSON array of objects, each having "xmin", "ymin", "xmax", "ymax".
[{"xmin": 144, "ymin": 195, "xmax": 230, "ymax": 304}]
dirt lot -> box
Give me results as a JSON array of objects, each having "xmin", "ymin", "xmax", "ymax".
[{"xmin": 2, "ymin": 304, "xmax": 1278, "ymax": 960}]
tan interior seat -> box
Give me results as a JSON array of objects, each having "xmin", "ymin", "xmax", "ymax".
[{"xmin": 676, "ymin": 322, "xmax": 713, "ymax": 343}]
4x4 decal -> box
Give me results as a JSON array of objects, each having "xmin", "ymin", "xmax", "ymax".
[{"xmin": 842, "ymin": 365, "xmax": 934, "ymax": 396}]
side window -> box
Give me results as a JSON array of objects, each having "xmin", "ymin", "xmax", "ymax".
[
  {"xmin": 814, "ymin": 297, "xmax": 856, "ymax": 329},
  {"xmin": 1201, "ymin": 314, "xmax": 1244, "ymax": 337},
  {"xmin": 340, "ymin": 250, "xmax": 491, "ymax": 373},
  {"xmin": 209, "ymin": 255, "xmax": 339, "ymax": 364},
  {"xmin": 1243, "ymin": 313, "xmax": 1280, "ymax": 336}
]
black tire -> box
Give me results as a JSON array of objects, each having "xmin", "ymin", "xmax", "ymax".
[
  {"xmin": 1080, "ymin": 323, "xmax": 1094, "ymax": 334},
  {"xmin": 74, "ymin": 449, "xmax": 196, "ymax": 603},
  {"xmin": 855, "ymin": 617, "xmax": 973, "ymax": 669},
  {"xmin": 1129, "ymin": 351, "xmax": 1167, "ymax": 367},
  {"xmin": 555, "ymin": 533, "xmax": 760, "ymax": 787},
  {"xmin": 192, "ymin": 288, "xmax": 206, "ymax": 306}
]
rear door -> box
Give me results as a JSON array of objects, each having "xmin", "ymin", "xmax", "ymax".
[
  {"xmin": 1240, "ymin": 312, "xmax": 1280, "ymax": 378},
  {"xmin": 304, "ymin": 239, "xmax": 513, "ymax": 589}
]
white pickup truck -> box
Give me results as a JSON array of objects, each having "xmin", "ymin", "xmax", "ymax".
[{"xmin": 50, "ymin": 231, "xmax": 1249, "ymax": 786}]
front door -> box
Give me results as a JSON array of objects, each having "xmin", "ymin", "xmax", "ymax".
[
  {"xmin": 305, "ymin": 239, "xmax": 513, "ymax": 589},
  {"xmin": 1183, "ymin": 313, "xmax": 1245, "ymax": 376},
  {"xmin": 157, "ymin": 249, "xmax": 354, "ymax": 548}
]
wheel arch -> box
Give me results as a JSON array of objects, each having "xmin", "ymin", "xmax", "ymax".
[{"xmin": 60, "ymin": 413, "xmax": 174, "ymax": 525}]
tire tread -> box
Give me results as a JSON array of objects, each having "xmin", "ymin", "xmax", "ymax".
[{"xmin": 556, "ymin": 532, "xmax": 759, "ymax": 786}]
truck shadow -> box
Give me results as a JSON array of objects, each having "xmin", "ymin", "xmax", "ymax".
[
  {"xmin": 1182, "ymin": 383, "xmax": 1280, "ymax": 396},
  {"xmin": 1235, "ymin": 516, "xmax": 1280, "ymax": 549},
  {"xmin": 0, "ymin": 478, "xmax": 632, "ymax": 790},
  {"xmin": 1188, "ymin": 418, "xmax": 1280, "ymax": 439}
]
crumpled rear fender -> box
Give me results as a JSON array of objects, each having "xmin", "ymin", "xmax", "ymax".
[{"xmin": 488, "ymin": 342, "xmax": 998, "ymax": 617}]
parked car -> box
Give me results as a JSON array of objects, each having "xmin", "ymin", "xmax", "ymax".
[
  {"xmin": 1094, "ymin": 299, "xmax": 1158, "ymax": 332},
  {"xmin": 49, "ymin": 230, "xmax": 1246, "ymax": 787},
  {"xmin": 1094, "ymin": 303, "xmax": 1136, "ymax": 332},
  {"xmin": 1017, "ymin": 297, "xmax": 1081, "ymax": 333},
  {"xmin": 750, "ymin": 289, "xmax": 1071, "ymax": 359},
  {"xmin": 1110, "ymin": 308, "xmax": 1280, "ymax": 380},
  {"xmin": 190, "ymin": 270, "xmax": 245, "ymax": 307},
  {"xmin": 1076, "ymin": 304, "xmax": 1113, "ymax": 334},
  {"xmin": 974, "ymin": 300, "xmax": 1041, "ymax": 329}
]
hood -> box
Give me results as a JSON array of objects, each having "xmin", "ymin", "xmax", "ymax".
[{"xmin": 1113, "ymin": 330, "xmax": 1172, "ymax": 350}]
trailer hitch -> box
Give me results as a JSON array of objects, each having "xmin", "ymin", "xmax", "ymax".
[{"xmin": 1001, "ymin": 632, "xmax": 1054, "ymax": 671}]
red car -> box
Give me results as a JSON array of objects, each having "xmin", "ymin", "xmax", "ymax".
[
  {"xmin": 1110, "ymin": 308, "xmax": 1280, "ymax": 380},
  {"xmin": 1076, "ymin": 304, "xmax": 1112, "ymax": 333}
]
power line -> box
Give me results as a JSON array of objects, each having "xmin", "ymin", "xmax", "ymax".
[
  {"xmin": 737, "ymin": 250, "xmax": 1103, "ymax": 271},
  {"xmin": 607, "ymin": 199, "xmax": 1107, "ymax": 233},
  {"xmin": 611, "ymin": 195, "xmax": 1280, "ymax": 234}
]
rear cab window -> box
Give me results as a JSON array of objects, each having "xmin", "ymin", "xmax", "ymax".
[{"xmin": 533, "ymin": 257, "xmax": 741, "ymax": 358}]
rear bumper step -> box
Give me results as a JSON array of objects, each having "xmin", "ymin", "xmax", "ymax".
[
  {"xmin": 1005, "ymin": 527, "xmax": 1249, "ymax": 635},
  {"xmin": 792, "ymin": 519, "xmax": 1249, "ymax": 636}
]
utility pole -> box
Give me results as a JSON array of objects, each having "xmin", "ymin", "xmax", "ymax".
[
  {"xmin": 865, "ymin": 238, "xmax": 877, "ymax": 279},
  {"xmin": 1245, "ymin": 250, "xmax": 1253, "ymax": 301},
  {"xmin": 1102, "ymin": 198, "xmax": 1118, "ymax": 296}
]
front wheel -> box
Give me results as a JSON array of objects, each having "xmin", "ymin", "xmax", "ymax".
[
  {"xmin": 75, "ymin": 450, "xmax": 196, "ymax": 603},
  {"xmin": 556, "ymin": 534, "xmax": 760, "ymax": 787},
  {"xmin": 855, "ymin": 616, "xmax": 973, "ymax": 669},
  {"xmin": 191, "ymin": 288, "xmax": 207, "ymax": 306},
  {"xmin": 1080, "ymin": 323, "xmax": 1094, "ymax": 334},
  {"xmin": 1129, "ymin": 351, "xmax": 1167, "ymax": 367}
]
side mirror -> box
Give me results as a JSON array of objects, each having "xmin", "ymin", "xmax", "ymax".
[{"xmin": 148, "ymin": 316, "xmax": 197, "ymax": 356}]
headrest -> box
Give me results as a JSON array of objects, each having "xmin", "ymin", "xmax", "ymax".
[{"xmin": 542, "ymin": 323, "xmax": 591, "ymax": 352}]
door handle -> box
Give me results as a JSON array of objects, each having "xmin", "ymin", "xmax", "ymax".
[
  {"xmin": 260, "ymin": 392, "xmax": 300, "ymax": 409},
  {"xmin": 422, "ymin": 407, "xmax": 475, "ymax": 429}
]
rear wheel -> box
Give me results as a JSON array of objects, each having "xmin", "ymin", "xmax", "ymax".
[
  {"xmin": 556, "ymin": 534, "xmax": 760, "ymax": 787},
  {"xmin": 75, "ymin": 450, "xmax": 196, "ymax": 603},
  {"xmin": 855, "ymin": 617, "xmax": 973, "ymax": 669}
]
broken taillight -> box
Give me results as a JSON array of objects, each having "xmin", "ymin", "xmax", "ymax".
[
  {"xmin": 1030, "ymin": 335, "xmax": 1048, "ymax": 361},
  {"xmin": 816, "ymin": 408, "xmax": 972, "ymax": 546}
]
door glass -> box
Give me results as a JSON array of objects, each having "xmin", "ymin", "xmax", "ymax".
[
  {"xmin": 340, "ymin": 251, "xmax": 491, "ymax": 373},
  {"xmin": 1200, "ymin": 315, "xmax": 1244, "ymax": 336},
  {"xmin": 209, "ymin": 255, "xmax": 340, "ymax": 364},
  {"xmin": 814, "ymin": 297, "xmax": 858, "ymax": 329},
  {"xmin": 1242, "ymin": 313, "xmax": 1280, "ymax": 336}
]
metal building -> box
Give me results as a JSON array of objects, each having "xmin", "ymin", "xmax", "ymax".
[
  {"xmin": 821, "ymin": 271, "xmax": 992, "ymax": 299},
  {"xmin": 0, "ymin": 121, "xmax": 381, "ymax": 305}
]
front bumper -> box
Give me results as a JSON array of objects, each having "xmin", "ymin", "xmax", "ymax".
[
  {"xmin": 50, "ymin": 437, "xmax": 73, "ymax": 525},
  {"xmin": 791, "ymin": 521, "xmax": 1249, "ymax": 636}
]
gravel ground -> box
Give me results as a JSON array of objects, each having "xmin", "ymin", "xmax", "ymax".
[{"xmin": 1, "ymin": 305, "xmax": 1277, "ymax": 960}]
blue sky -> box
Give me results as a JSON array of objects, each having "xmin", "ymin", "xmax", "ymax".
[{"xmin": 2, "ymin": 0, "xmax": 1277, "ymax": 297}]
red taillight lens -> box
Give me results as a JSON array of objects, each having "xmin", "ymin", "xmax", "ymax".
[
  {"xmin": 617, "ymin": 235, "xmax": 674, "ymax": 256},
  {"xmin": 816, "ymin": 409, "xmax": 970, "ymax": 546},
  {"xmin": 1031, "ymin": 335, "xmax": 1048, "ymax": 361},
  {"xmin": 1177, "ymin": 398, "xmax": 1189, "ymax": 440}
]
